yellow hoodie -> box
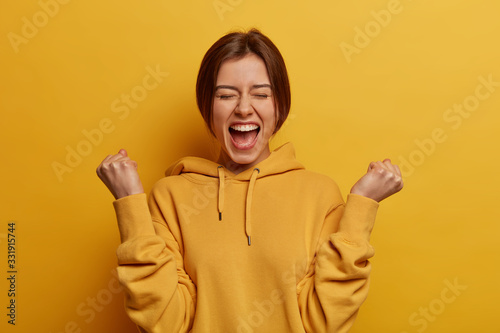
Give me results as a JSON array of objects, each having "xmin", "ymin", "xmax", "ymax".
[{"xmin": 113, "ymin": 142, "xmax": 379, "ymax": 333}]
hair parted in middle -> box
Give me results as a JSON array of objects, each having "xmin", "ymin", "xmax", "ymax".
[{"xmin": 196, "ymin": 28, "xmax": 291, "ymax": 136}]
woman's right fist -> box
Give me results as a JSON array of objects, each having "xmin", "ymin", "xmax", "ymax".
[{"xmin": 96, "ymin": 149, "xmax": 144, "ymax": 200}]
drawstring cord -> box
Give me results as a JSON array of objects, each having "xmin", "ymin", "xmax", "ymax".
[
  {"xmin": 217, "ymin": 166, "xmax": 224, "ymax": 221},
  {"xmin": 245, "ymin": 168, "xmax": 260, "ymax": 246},
  {"xmin": 216, "ymin": 166, "xmax": 259, "ymax": 245}
]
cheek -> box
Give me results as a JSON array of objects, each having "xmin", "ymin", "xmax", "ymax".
[
  {"xmin": 212, "ymin": 103, "xmax": 228, "ymax": 138},
  {"xmin": 264, "ymin": 105, "xmax": 277, "ymax": 134}
]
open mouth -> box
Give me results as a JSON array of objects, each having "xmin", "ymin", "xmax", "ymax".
[{"xmin": 229, "ymin": 124, "xmax": 260, "ymax": 150}]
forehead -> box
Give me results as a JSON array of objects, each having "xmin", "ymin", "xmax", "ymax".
[{"xmin": 216, "ymin": 53, "xmax": 270, "ymax": 85}]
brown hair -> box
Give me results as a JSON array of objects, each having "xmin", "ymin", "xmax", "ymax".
[{"xmin": 196, "ymin": 28, "xmax": 291, "ymax": 135}]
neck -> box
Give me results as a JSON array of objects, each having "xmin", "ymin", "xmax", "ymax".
[{"xmin": 217, "ymin": 148, "xmax": 270, "ymax": 175}]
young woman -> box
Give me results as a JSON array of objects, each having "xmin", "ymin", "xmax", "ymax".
[{"xmin": 97, "ymin": 29, "xmax": 403, "ymax": 333}]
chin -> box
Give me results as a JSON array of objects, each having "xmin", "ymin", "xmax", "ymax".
[{"xmin": 227, "ymin": 150, "xmax": 260, "ymax": 166}]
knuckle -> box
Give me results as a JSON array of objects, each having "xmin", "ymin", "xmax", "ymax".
[{"xmin": 394, "ymin": 177, "xmax": 404, "ymax": 189}]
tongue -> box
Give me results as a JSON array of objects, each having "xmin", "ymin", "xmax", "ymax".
[{"xmin": 230, "ymin": 129, "xmax": 258, "ymax": 147}]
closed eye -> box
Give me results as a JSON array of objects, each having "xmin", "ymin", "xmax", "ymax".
[{"xmin": 217, "ymin": 95, "xmax": 237, "ymax": 100}]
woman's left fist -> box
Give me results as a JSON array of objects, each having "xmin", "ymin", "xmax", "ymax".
[{"xmin": 350, "ymin": 159, "xmax": 404, "ymax": 202}]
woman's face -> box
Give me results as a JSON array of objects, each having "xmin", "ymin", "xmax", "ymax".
[{"xmin": 212, "ymin": 53, "xmax": 276, "ymax": 173}]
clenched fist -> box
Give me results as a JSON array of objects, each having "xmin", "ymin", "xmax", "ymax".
[
  {"xmin": 350, "ymin": 159, "xmax": 403, "ymax": 202},
  {"xmin": 96, "ymin": 149, "xmax": 144, "ymax": 200}
]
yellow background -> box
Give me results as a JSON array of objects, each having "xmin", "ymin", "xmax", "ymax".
[{"xmin": 1, "ymin": 0, "xmax": 499, "ymax": 332}]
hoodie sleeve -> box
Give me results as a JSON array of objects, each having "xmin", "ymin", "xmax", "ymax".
[
  {"xmin": 113, "ymin": 192, "xmax": 196, "ymax": 333},
  {"xmin": 297, "ymin": 193, "xmax": 379, "ymax": 333}
]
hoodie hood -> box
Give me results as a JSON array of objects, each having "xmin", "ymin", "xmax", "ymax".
[
  {"xmin": 164, "ymin": 142, "xmax": 304, "ymax": 245},
  {"xmin": 165, "ymin": 142, "xmax": 304, "ymax": 179}
]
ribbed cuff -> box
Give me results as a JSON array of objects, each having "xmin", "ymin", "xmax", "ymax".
[
  {"xmin": 113, "ymin": 193, "xmax": 156, "ymax": 243},
  {"xmin": 338, "ymin": 193, "xmax": 379, "ymax": 241}
]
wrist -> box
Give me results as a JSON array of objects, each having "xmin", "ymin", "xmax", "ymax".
[
  {"xmin": 349, "ymin": 188, "xmax": 381, "ymax": 202},
  {"xmin": 114, "ymin": 186, "xmax": 145, "ymax": 200}
]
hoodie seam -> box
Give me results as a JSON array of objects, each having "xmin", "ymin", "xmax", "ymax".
[
  {"xmin": 182, "ymin": 173, "xmax": 255, "ymax": 185},
  {"xmin": 327, "ymin": 202, "xmax": 344, "ymax": 216},
  {"xmin": 181, "ymin": 174, "xmax": 219, "ymax": 185}
]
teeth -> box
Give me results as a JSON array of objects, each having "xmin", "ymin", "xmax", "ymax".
[{"xmin": 230, "ymin": 124, "xmax": 259, "ymax": 132}]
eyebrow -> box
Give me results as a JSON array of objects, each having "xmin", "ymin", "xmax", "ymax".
[{"xmin": 215, "ymin": 84, "xmax": 272, "ymax": 91}]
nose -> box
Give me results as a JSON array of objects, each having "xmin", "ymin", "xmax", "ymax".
[{"xmin": 235, "ymin": 94, "xmax": 253, "ymax": 117}]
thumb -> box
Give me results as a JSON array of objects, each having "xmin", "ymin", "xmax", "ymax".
[{"xmin": 118, "ymin": 149, "xmax": 128, "ymax": 157}]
